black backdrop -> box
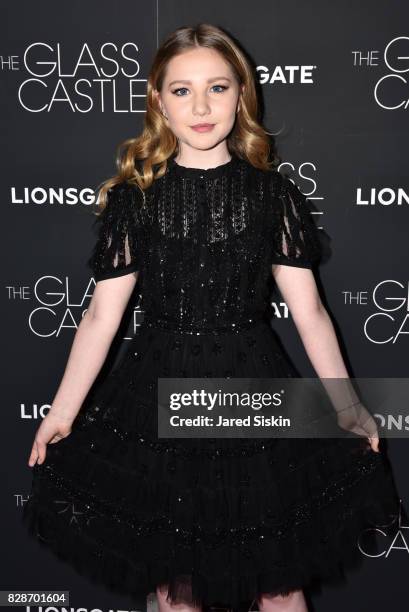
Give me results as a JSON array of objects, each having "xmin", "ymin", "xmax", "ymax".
[{"xmin": 2, "ymin": 1, "xmax": 409, "ymax": 611}]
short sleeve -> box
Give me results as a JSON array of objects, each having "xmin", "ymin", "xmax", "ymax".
[
  {"xmin": 269, "ymin": 173, "xmax": 322, "ymax": 269},
  {"xmin": 87, "ymin": 182, "xmax": 140, "ymax": 281}
]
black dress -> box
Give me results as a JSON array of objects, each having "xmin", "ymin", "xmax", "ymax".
[{"xmin": 22, "ymin": 153, "xmax": 401, "ymax": 610}]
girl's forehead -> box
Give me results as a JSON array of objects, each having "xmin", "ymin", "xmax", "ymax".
[
  {"xmin": 163, "ymin": 56, "xmax": 234, "ymax": 90},
  {"xmin": 165, "ymin": 48, "xmax": 231, "ymax": 74}
]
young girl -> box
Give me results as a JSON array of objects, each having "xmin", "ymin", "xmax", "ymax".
[{"xmin": 23, "ymin": 23, "xmax": 401, "ymax": 612}]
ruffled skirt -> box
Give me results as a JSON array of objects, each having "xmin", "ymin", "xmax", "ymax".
[{"xmin": 22, "ymin": 319, "xmax": 402, "ymax": 610}]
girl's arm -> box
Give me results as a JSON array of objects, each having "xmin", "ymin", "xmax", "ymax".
[
  {"xmin": 49, "ymin": 271, "xmax": 139, "ymax": 423},
  {"xmin": 28, "ymin": 272, "xmax": 139, "ymax": 467},
  {"xmin": 53, "ymin": 179, "xmax": 142, "ymax": 421},
  {"xmin": 28, "ymin": 183, "xmax": 142, "ymax": 467},
  {"xmin": 272, "ymin": 265, "xmax": 379, "ymax": 451},
  {"xmin": 272, "ymin": 265, "xmax": 347, "ymax": 377}
]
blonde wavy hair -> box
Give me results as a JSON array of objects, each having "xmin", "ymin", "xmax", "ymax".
[{"xmin": 95, "ymin": 22, "xmax": 279, "ymax": 213}]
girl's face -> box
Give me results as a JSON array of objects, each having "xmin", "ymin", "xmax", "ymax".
[{"xmin": 155, "ymin": 47, "xmax": 242, "ymax": 154}]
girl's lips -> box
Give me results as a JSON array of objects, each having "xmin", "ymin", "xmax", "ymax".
[{"xmin": 190, "ymin": 124, "xmax": 215, "ymax": 132}]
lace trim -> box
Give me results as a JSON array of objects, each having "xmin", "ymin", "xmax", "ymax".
[
  {"xmin": 141, "ymin": 315, "xmax": 266, "ymax": 335},
  {"xmin": 30, "ymin": 449, "xmax": 388, "ymax": 551}
]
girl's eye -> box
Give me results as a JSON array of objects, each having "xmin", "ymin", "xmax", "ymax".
[
  {"xmin": 171, "ymin": 85, "xmax": 229, "ymax": 96},
  {"xmin": 211, "ymin": 85, "xmax": 228, "ymax": 93},
  {"xmin": 172, "ymin": 87, "xmax": 189, "ymax": 96}
]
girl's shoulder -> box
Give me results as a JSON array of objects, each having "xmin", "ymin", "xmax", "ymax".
[
  {"xmin": 107, "ymin": 179, "xmax": 143, "ymax": 199},
  {"xmin": 244, "ymin": 161, "xmax": 288, "ymax": 198},
  {"xmin": 106, "ymin": 180, "xmax": 146, "ymax": 211}
]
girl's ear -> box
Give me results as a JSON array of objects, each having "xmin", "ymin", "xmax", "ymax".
[
  {"xmin": 237, "ymin": 84, "xmax": 245, "ymax": 112},
  {"xmin": 153, "ymin": 88, "xmax": 162, "ymax": 110}
]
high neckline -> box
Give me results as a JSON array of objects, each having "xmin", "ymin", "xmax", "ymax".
[{"xmin": 167, "ymin": 152, "xmax": 240, "ymax": 179}]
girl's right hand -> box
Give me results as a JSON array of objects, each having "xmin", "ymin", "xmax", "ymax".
[{"xmin": 27, "ymin": 411, "xmax": 74, "ymax": 467}]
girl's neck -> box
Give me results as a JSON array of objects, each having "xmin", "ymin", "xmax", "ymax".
[{"xmin": 173, "ymin": 149, "xmax": 232, "ymax": 170}]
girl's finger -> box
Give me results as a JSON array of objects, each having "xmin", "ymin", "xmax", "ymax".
[
  {"xmin": 28, "ymin": 449, "xmax": 36, "ymax": 467},
  {"xmin": 368, "ymin": 437, "xmax": 380, "ymax": 452},
  {"xmin": 37, "ymin": 443, "xmax": 47, "ymax": 464},
  {"xmin": 28, "ymin": 441, "xmax": 39, "ymax": 467}
]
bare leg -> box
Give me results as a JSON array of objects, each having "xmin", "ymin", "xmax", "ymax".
[
  {"xmin": 257, "ymin": 589, "xmax": 308, "ymax": 612},
  {"xmin": 156, "ymin": 583, "xmax": 203, "ymax": 612}
]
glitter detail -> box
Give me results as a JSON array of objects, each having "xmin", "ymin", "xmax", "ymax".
[
  {"xmin": 30, "ymin": 447, "xmax": 385, "ymax": 548},
  {"xmin": 22, "ymin": 153, "xmax": 403, "ymax": 612},
  {"xmin": 86, "ymin": 154, "xmax": 323, "ymax": 329}
]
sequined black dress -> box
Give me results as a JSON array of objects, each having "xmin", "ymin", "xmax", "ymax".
[{"xmin": 23, "ymin": 153, "xmax": 401, "ymax": 610}]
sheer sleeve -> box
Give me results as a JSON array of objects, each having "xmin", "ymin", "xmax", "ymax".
[
  {"xmin": 269, "ymin": 173, "xmax": 322, "ymax": 269},
  {"xmin": 87, "ymin": 182, "xmax": 140, "ymax": 282}
]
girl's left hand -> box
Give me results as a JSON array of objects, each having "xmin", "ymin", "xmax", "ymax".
[
  {"xmin": 368, "ymin": 435, "xmax": 380, "ymax": 453},
  {"xmin": 336, "ymin": 402, "xmax": 380, "ymax": 453}
]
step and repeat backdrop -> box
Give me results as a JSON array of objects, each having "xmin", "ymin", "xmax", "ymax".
[{"xmin": 2, "ymin": 1, "xmax": 409, "ymax": 611}]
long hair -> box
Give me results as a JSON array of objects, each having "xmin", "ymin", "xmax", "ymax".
[{"xmin": 95, "ymin": 23, "xmax": 279, "ymax": 213}]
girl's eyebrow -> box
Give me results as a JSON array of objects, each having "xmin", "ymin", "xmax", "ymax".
[{"xmin": 168, "ymin": 76, "xmax": 232, "ymax": 87}]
